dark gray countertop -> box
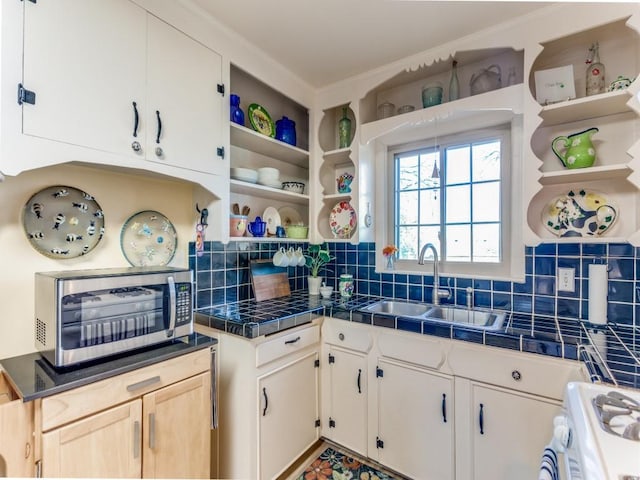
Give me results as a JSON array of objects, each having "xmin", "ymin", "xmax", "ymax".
[
  {"xmin": 196, "ymin": 292, "xmax": 640, "ymax": 390},
  {"xmin": 1, "ymin": 333, "xmax": 217, "ymax": 402}
]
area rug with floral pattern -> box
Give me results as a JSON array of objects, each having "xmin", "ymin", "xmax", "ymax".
[{"xmin": 297, "ymin": 446, "xmax": 398, "ymax": 480}]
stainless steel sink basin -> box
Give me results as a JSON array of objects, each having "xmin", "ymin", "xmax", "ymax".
[
  {"xmin": 362, "ymin": 300, "xmax": 429, "ymax": 318},
  {"xmin": 424, "ymin": 306, "xmax": 506, "ymax": 331}
]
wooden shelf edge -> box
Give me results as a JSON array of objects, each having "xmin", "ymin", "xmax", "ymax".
[
  {"xmin": 230, "ymin": 179, "xmax": 310, "ymax": 205},
  {"xmin": 538, "ymin": 164, "xmax": 632, "ymax": 185},
  {"xmin": 230, "ymin": 123, "xmax": 310, "ymax": 166},
  {"xmin": 538, "ymin": 89, "xmax": 633, "ymax": 126}
]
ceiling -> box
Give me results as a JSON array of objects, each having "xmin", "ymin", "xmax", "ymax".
[{"xmin": 191, "ymin": 0, "xmax": 552, "ymax": 88}]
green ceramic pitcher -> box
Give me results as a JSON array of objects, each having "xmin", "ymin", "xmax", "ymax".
[{"xmin": 551, "ymin": 127, "xmax": 598, "ymax": 169}]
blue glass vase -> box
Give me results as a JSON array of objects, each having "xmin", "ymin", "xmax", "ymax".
[{"xmin": 230, "ymin": 94, "xmax": 245, "ymax": 126}]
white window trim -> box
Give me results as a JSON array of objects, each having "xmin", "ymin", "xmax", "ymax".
[{"xmin": 374, "ymin": 114, "xmax": 525, "ymax": 282}]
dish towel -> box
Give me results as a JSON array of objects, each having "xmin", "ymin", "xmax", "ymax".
[{"xmin": 538, "ymin": 444, "xmax": 559, "ymax": 480}]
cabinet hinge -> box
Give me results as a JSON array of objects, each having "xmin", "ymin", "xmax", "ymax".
[
  {"xmin": 217, "ymin": 83, "xmax": 225, "ymax": 96},
  {"xmin": 376, "ymin": 367, "xmax": 384, "ymax": 378},
  {"xmin": 315, "ymin": 419, "xmax": 321, "ymax": 428},
  {"xmin": 216, "ymin": 146, "xmax": 225, "ymax": 159},
  {"xmin": 328, "ymin": 354, "xmax": 335, "ymax": 364},
  {"xmin": 18, "ymin": 83, "xmax": 36, "ymax": 105},
  {"xmin": 314, "ymin": 359, "xmax": 320, "ymax": 368},
  {"xmin": 376, "ymin": 437, "xmax": 384, "ymax": 449},
  {"xmin": 329, "ymin": 417, "xmax": 336, "ymax": 428}
]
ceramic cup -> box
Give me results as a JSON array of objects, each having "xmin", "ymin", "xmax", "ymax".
[
  {"xmin": 275, "ymin": 225, "xmax": 286, "ymax": 238},
  {"xmin": 229, "ymin": 214, "xmax": 247, "ymax": 237},
  {"xmin": 273, "ymin": 247, "xmax": 289, "ymax": 267},
  {"xmin": 286, "ymin": 247, "xmax": 296, "ymax": 266},
  {"xmin": 247, "ymin": 216, "xmax": 266, "ymax": 237},
  {"xmin": 294, "ymin": 247, "xmax": 305, "ymax": 266}
]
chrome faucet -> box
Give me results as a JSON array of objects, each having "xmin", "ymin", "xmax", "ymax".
[{"xmin": 418, "ymin": 243, "xmax": 450, "ymax": 305}]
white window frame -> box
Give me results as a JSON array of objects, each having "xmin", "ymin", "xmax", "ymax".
[{"xmin": 373, "ymin": 114, "xmax": 524, "ymax": 281}]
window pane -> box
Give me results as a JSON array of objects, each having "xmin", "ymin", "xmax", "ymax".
[
  {"xmin": 445, "ymin": 225, "xmax": 470, "ymax": 262},
  {"xmin": 472, "ymin": 141, "xmax": 500, "ymax": 182},
  {"xmin": 419, "ymin": 151, "xmax": 440, "ymax": 189},
  {"xmin": 398, "ymin": 226, "xmax": 419, "ymax": 260},
  {"xmin": 419, "ymin": 189, "xmax": 440, "ymax": 224},
  {"xmin": 472, "ymin": 182, "xmax": 500, "ymax": 222},
  {"xmin": 419, "ymin": 226, "xmax": 440, "ymax": 258},
  {"xmin": 473, "ymin": 223, "xmax": 500, "ymax": 262},
  {"xmin": 398, "ymin": 154, "xmax": 419, "ymax": 190},
  {"xmin": 445, "ymin": 145, "xmax": 470, "ymax": 184},
  {"xmin": 446, "ymin": 185, "xmax": 470, "ymax": 223},
  {"xmin": 398, "ymin": 191, "xmax": 418, "ymax": 224}
]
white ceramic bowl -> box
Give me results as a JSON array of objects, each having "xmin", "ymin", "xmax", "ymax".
[
  {"xmin": 320, "ymin": 286, "xmax": 333, "ymax": 298},
  {"xmin": 257, "ymin": 167, "xmax": 280, "ymax": 180},
  {"xmin": 282, "ymin": 181, "xmax": 305, "ymax": 194},
  {"xmin": 230, "ymin": 167, "xmax": 258, "ymax": 183}
]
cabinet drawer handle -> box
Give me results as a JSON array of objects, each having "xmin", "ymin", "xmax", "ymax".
[
  {"xmin": 132, "ymin": 101, "xmax": 139, "ymax": 137},
  {"xmin": 357, "ymin": 368, "xmax": 362, "ymax": 394},
  {"xmin": 149, "ymin": 413, "xmax": 156, "ymax": 450},
  {"xmin": 133, "ymin": 420, "xmax": 141, "ymax": 458},
  {"xmin": 284, "ymin": 336, "xmax": 301, "ymax": 345},
  {"xmin": 126, "ymin": 376, "xmax": 161, "ymax": 392},
  {"xmin": 211, "ymin": 347, "xmax": 218, "ymax": 429},
  {"xmin": 479, "ymin": 403, "xmax": 484, "ymax": 435},
  {"xmin": 262, "ymin": 387, "xmax": 268, "ymax": 416},
  {"xmin": 442, "ymin": 393, "xmax": 447, "ymax": 423},
  {"xmin": 155, "ymin": 110, "xmax": 162, "ymax": 144}
]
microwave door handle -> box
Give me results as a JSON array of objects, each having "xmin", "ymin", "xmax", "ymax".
[{"xmin": 167, "ymin": 276, "xmax": 176, "ymax": 337}]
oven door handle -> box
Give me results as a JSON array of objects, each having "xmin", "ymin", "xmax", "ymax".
[{"xmin": 167, "ymin": 276, "xmax": 176, "ymax": 337}]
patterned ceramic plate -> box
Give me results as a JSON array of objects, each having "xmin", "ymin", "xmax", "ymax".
[
  {"xmin": 330, "ymin": 201, "xmax": 357, "ymax": 239},
  {"xmin": 541, "ymin": 189, "xmax": 618, "ymax": 237},
  {"xmin": 248, "ymin": 103, "xmax": 275, "ymax": 138},
  {"xmin": 120, "ymin": 210, "xmax": 177, "ymax": 266},
  {"xmin": 278, "ymin": 206, "xmax": 303, "ymax": 226},
  {"xmin": 22, "ymin": 185, "xmax": 105, "ymax": 259},
  {"xmin": 263, "ymin": 206, "xmax": 281, "ymax": 235}
]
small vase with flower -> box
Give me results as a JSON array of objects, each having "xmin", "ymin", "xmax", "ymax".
[{"xmin": 382, "ymin": 244, "xmax": 398, "ymax": 270}]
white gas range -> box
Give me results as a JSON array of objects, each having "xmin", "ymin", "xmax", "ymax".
[{"xmin": 546, "ymin": 381, "xmax": 640, "ymax": 480}]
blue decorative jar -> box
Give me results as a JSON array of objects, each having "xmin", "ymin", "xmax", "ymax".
[
  {"xmin": 275, "ymin": 116, "xmax": 296, "ymax": 146},
  {"xmin": 230, "ymin": 94, "xmax": 244, "ymax": 126}
]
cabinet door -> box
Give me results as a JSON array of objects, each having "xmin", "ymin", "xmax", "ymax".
[
  {"xmin": 41, "ymin": 400, "xmax": 142, "ymax": 478},
  {"xmin": 142, "ymin": 372, "xmax": 211, "ymax": 479},
  {"xmin": 259, "ymin": 352, "xmax": 319, "ymax": 480},
  {"xmin": 146, "ymin": 15, "xmax": 224, "ymax": 174},
  {"xmin": 326, "ymin": 346, "xmax": 367, "ymax": 456},
  {"xmin": 466, "ymin": 383, "xmax": 561, "ymax": 480},
  {"xmin": 376, "ymin": 359, "xmax": 454, "ymax": 480},
  {"xmin": 0, "ymin": 388, "xmax": 34, "ymax": 477},
  {"xmin": 22, "ymin": 0, "xmax": 146, "ymax": 157}
]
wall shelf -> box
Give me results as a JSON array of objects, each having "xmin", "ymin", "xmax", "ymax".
[
  {"xmin": 538, "ymin": 89, "xmax": 634, "ymax": 127},
  {"xmin": 230, "ymin": 123, "xmax": 309, "ymax": 167},
  {"xmin": 539, "ymin": 164, "xmax": 632, "ymax": 185},
  {"xmin": 230, "ymin": 179, "xmax": 309, "ymax": 205}
]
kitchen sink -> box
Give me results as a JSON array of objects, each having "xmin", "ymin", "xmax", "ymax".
[
  {"xmin": 362, "ymin": 300, "xmax": 429, "ymax": 317},
  {"xmin": 362, "ymin": 300, "xmax": 507, "ymax": 331},
  {"xmin": 424, "ymin": 306, "xmax": 506, "ymax": 331}
]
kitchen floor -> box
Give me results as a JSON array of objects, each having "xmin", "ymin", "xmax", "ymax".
[{"xmin": 279, "ymin": 440, "xmax": 410, "ymax": 480}]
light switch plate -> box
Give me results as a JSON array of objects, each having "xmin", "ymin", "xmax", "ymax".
[{"xmin": 557, "ymin": 267, "xmax": 575, "ymax": 292}]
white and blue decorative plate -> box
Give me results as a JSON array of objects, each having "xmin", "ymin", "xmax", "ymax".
[
  {"xmin": 541, "ymin": 189, "xmax": 618, "ymax": 237},
  {"xmin": 120, "ymin": 210, "xmax": 177, "ymax": 266}
]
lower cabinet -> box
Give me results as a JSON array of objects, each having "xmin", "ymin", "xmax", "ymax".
[
  {"xmin": 0, "ymin": 371, "xmax": 35, "ymax": 477},
  {"xmin": 38, "ymin": 348, "xmax": 213, "ymax": 478},
  {"xmin": 374, "ymin": 359, "xmax": 454, "ymax": 480}
]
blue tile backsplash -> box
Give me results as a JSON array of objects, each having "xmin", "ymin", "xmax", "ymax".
[{"xmin": 190, "ymin": 241, "xmax": 639, "ymax": 327}]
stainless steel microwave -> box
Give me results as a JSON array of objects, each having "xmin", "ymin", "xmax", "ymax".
[{"xmin": 35, "ymin": 267, "xmax": 193, "ymax": 367}]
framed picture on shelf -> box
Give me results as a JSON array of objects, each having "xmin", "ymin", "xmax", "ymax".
[{"xmin": 534, "ymin": 65, "xmax": 576, "ymax": 105}]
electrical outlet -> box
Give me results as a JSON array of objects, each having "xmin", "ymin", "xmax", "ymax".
[{"xmin": 557, "ymin": 267, "xmax": 575, "ymax": 292}]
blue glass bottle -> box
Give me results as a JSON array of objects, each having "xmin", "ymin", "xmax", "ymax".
[
  {"xmin": 275, "ymin": 116, "xmax": 296, "ymax": 146},
  {"xmin": 230, "ymin": 94, "xmax": 245, "ymax": 126}
]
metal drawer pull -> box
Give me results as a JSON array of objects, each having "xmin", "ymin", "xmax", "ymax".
[
  {"xmin": 126, "ymin": 376, "xmax": 161, "ymax": 392},
  {"xmin": 155, "ymin": 110, "xmax": 162, "ymax": 144},
  {"xmin": 442, "ymin": 393, "xmax": 447, "ymax": 423},
  {"xmin": 133, "ymin": 420, "xmax": 141, "ymax": 458},
  {"xmin": 479, "ymin": 403, "xmax": 485, "ymax": 435},
  {"xmin": 132, "ymin": 101, "xmax": 139, "ymax": 137},
  {"xmin": 262, "ymin": 387, "xmax": 268, "ymax": 416},
  {"xmin": 284, "ymin": 336, "xmax": 301, "ymax": 345},
  {"xmin": 149, "ymin": 413, "xmax": 156, "ymax": 449},
  {"xmin": 357, "ymin": 369, "xmax": 362, "ymax": 394}
]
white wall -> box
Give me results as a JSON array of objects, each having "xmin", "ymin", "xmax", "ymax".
[{"xmin": 0, "ymin": 164, "xmax": 196, "ymax": 358}]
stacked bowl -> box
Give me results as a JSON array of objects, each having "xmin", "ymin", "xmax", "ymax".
[{"xmin": 257, "ymin": 167, "xmax": 281, "ymax": 189}]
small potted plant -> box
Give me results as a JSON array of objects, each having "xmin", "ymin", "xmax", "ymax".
[{"xmin": 304, "ymin": 243, "xmax": 334, "ymax": 295}]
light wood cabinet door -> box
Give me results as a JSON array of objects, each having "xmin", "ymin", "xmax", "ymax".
[
  {"xmin": 326, "ymin": 346, "xmax": 367, "ymax": 456},
  {"xmin": 22, "ymin": 0, "xmax": 146, "ymax": 157},
  {"xmin": 375, "ymin": 359, "xmax": 454, "ymax": 480},
  {"xmin": 464, "ymin": 382, "xmax": 560, "ymax": 480},
  {"xmin": 146, "ymin": 15, "xmax": 224, "ymax": 175},
  {"xmin": 0, "ymin": 374, "xmax": 34, "ymax": 477},
  {"xmin": 258, "ymin": 351, "xmax": 319, "ymax": 480},
  {"xmin": 41, "ymin": 400, "xmax": 142, "ymax": 478},
  {"xmin": 142, "ymin": 372, "xmax": 211, "ymax": 479}
]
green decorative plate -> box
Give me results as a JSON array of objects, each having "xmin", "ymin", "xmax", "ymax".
[{"xmin": 248, "ymin": 103, "xmax": 275, "ymax": 137}]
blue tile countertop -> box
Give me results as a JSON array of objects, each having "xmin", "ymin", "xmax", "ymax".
[{"xmin": 195, "ymin": 292, "xmax": 640, "ymax": 390}]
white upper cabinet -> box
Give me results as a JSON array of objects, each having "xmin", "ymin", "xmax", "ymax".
[{"xmin": 22, "ymin": 0, "xmax": 146, "ymax": 158}]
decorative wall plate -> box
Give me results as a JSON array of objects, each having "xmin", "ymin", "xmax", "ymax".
[
  {"xmin": 22, "ymin": 185, "xmax": 105, "ymax": 259},
  {"xmin": 262, "ymin": 206, "xmax": 281, "ymax": 235},
  {"xmin": 330, "ymin": 201, "xmax": 357, "ymax": 239},
  {"xmin": 541, "ymin": 189, "xmax": 618, "ymax": 237},
  {"xmin": 278, "ymin": 206, "xmax": 302, "ymax": 226},
  {"xmin": 248, "ymin": 103, "xmax": 275, "ymax": 138},
  {"xmin": 120, "ymin": 210, "xmax": 177, "ymax": 266}
]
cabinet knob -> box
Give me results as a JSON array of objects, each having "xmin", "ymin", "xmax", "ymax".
[
  {"xmin": 338, "ymin": 333, "xmax": 345, "ymax": 341},
  {"xmin": 131, "ymin": 141, "xmax": 142, "ymax": 153},
  {"xmin": 511, "ymin": 370, "xmax": 522, "ymax": 381},
  {"xmin": 155, "ymin": 147, "xmax": 164, "ymax": 158}
]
